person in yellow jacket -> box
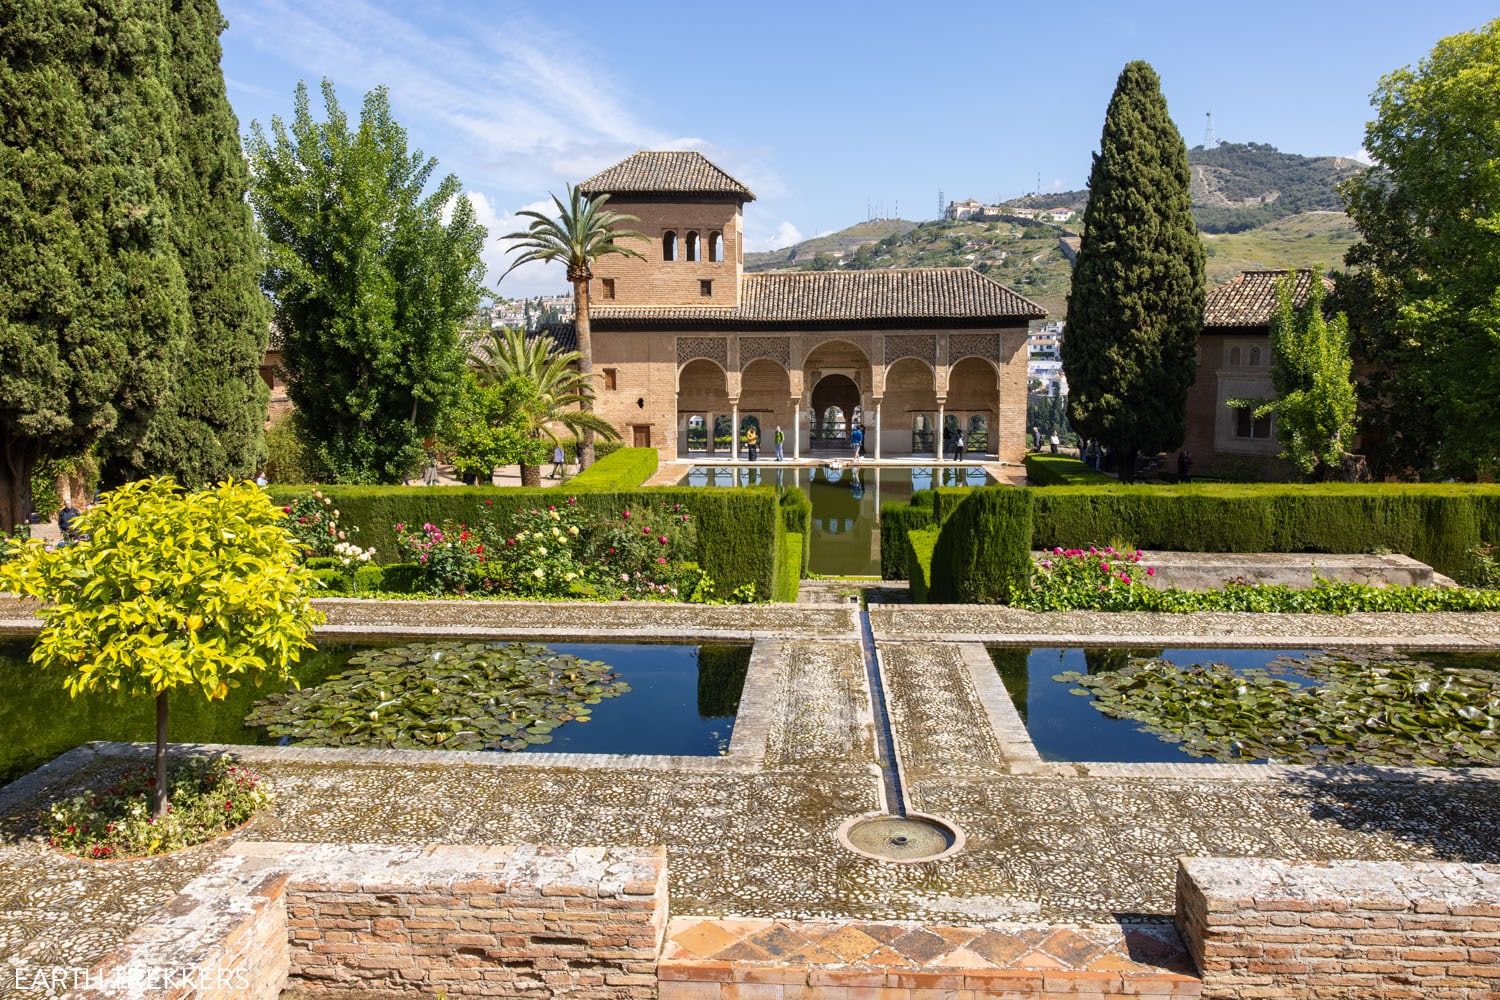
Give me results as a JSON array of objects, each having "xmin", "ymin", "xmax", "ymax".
[{"xmin": 743, "ymin": 425, "xmax": 759, "ymax": 462}]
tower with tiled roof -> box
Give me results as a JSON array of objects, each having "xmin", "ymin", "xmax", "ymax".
[{"xmin": 579, "ymin": 151, "xmax": 754, "ymax": 310}]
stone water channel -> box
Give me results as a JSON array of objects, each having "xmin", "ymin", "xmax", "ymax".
[{"xmin": 1, "ymin": 597, "xmax": 1500, "ymax": 994}]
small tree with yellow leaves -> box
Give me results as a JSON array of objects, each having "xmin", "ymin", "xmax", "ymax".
[{"xmin": 0, "ymin": 478, "xmax": 323, "ymax": 816}]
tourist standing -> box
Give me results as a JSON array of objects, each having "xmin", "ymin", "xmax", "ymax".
[
  {"xmin": 57, "ymin": 502, "xmax": 81, "ymax": 545},
  {"xmin": 1049, "ymin": 432, "xmax": 1060, "ymax": 455},
  {"xmin": 422, "ymin": 439, "xmax": 440, "ymax": 485},
  {"xmin": 850, "ymin": 424, "xmax": 864, "ymax": 460},
  {"xmin": 1178, "ymin": 450, "xmax": 1193, "ymax": 483},
  {"xmin": 953, "ymin": 428, "xmax": 966, "ymax": 463},
  {"xmin": 1032, "ymin": 425, "xmax": 1043, "ymax": 451},
  {"xmin": 744, "ymin": 425, "xmax": 759, "ymax": 462},
  {"xmin": 551, "ymin": 445, "xmax": 566, "ymax": 479},
  {"xmin": 774, "ymin": 425, "xmax": 785, "ymax": 461}
]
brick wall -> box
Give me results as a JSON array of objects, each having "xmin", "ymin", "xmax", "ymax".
[
  {"xmin": 1176, "ymin": 857, "xmax": 1500, "ymax": 999},
  {"xmin": 590, "ymin": 197, "xmax": 743, "ymax": 308},
  {"xmin": 67, "ymin": 843, "xmax": 668, "ymax": 1000}
]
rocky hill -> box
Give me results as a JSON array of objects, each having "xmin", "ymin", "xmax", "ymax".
[{"xmin": 744, "ymin": 143, "xmax": 1364, "ymax": 319}]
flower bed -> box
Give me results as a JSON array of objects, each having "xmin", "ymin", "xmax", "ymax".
[
  {"xmin": 386, "ymin": 496, "xmax": 701, "ymax": 600},
  {"xmin": 47, "ymin": 756, "xmax": 271, "ymax": 859},
  {"xmin": 1016, "ymin": 546, "xmax": 1500, "ymax": 613}
]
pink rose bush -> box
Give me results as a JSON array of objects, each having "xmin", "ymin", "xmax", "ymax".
[{"xmin": 1021, "ymin": 545, "xmax": 1159, "ymax": 611}]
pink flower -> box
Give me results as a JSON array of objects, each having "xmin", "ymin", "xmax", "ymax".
[
  {"xmin": 658, "ymin": 535, "xmax": 669, "ymax": 545},
  {"xmin": 1121, "ymin": 574, "xmax": 1132, "ymax": 584},
  {"xmin": 548, "ymin": 505, "xmax": 556, "ymax": 511},
  {"xmin": 1100, "ymin": 561, "xmax": 1110, "ymax": 571},
  {"xmin": 396, "ymin": 523, "xmax": 406, "ymax": 532},
  {"xmin": 657, "ymin": 557, "xmax": 667, "ymax": 564},
  {"xmin": 622, "ymin": 510, "xmax": 631, "ymax": 520},
  {"xmin": 1146, "ymin": 566, "xmax": 1156, "ymax": 577},
  {"xmin": 567, "ymin": 497, "xmax": 576, "ymax": 506},
  {"xmin": 422, "ymin": 523, "xmax": 435, "ymax": 532},
  {"xmin": 1053, "ymin": 547, "xmax": 1064, "ymax": 555},
  {"xmin": 1089, "ymin": 546, "xmax": 1097, "ymax": 555}
]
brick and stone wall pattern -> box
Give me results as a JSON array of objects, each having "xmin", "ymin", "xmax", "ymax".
[
  {"xmin": 590, "ymin": 198, "xmax": 742, "ymax": 308},
  {"xmin": 284, "ymin": 844, "xmax": 667, "ymax": 999},
  {"xmin": 1177, "ymin": 857, "xmax": 1500, "ymax": 999}
]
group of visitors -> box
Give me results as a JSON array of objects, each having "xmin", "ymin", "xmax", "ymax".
[{"xmin": 1031, "ymin": 426, "xmax": 1062, "ymax": 454}]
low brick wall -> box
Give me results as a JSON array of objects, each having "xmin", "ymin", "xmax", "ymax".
[
  {"xmin": 65, "ymin": 843, "xmax": 667, "ymax": 1000},
  {"xmin": 1177, "ymin": 857, "xmax": 1500, "ymax": 999}
]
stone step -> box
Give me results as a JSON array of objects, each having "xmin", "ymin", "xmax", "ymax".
[{"xmin": 659, "ymin": 916, "xmax": 1201, "ymax": 998}]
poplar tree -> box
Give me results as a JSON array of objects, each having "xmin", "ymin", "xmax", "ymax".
[
  {"xmin": 1064, "ymin": 61, "xmax": 1205, "ymax": 480},
  {"xmin": 247, "ymin": 82, "xmax": 487, "ymax": 483},
  {"xmin": 0, "ymin": 0, "xmax": 188, "ymax": 531},
  {"xmin": 104, "ymin": 0, "xmax": 271, "ymax": 486}
]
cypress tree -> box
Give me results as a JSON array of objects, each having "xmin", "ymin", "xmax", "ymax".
[
  {"xmin": 1064, "ymin": 61, "xmax": 1205, "ymax": 480},
  {"xmin": 102, "ymin": 0, "xmax": 270, "ymax": 486},
  {"xmin": 0, "ymin": 0, "xmax": 188, "ymax": 530}
]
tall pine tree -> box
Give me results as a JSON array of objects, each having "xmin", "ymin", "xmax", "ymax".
[
  {"xmin": 1064, "ymin": 61, "xmax": 1205, "ymax": 480},
  {"xmin": 103, "ymin": 0, "xmax": 270, "ymax": 486},
  {"xmin": 0, "ymin": 0, "xmax": 189, "ymax": 530}
]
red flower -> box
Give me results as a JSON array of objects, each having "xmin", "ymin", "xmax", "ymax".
[
  {"xmin": 622, "ymin": 510, "xmax": 631, "ymax": 520},
  {"xmin": 658, "ymin": 536, "xmax": 669, "ymax": 545}
]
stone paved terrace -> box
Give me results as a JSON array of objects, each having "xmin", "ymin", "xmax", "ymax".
[{"xmin": 1, "ymin": 599, "xmax": 1499, "ymax": 995}]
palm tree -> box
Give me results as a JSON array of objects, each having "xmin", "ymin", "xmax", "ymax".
[
  {"xmin": 500, "ymin": 185, "xmax": 645, "ymax": 469},
  {"xmin": 474, "ymin": 327, "xmax": 619, "ymax": 486}
]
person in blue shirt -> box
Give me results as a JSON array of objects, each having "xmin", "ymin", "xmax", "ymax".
[{"xmin": 850, "ymin": 425, "xmax": 864, "ymax": 460}]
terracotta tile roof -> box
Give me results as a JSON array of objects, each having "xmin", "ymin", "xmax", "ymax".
[
  {"xmin": 592, "ymin": 268, "xmax": 1045, "ymax": 325},
  {"xmin": 1204, "ymin": 268, "xmax": 1333, "ymax": 328},
  {"xmin": 579, "ymin": 151, "xmax": 755, "ymax": 201}
]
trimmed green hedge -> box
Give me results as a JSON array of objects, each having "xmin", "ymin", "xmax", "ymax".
[
  {"xmin": 1030, "ymin": 483, "xmax": 1500, "ymax": 580},
  {"xmin": 929, "ymin": 487, "xmax": 1034, "ymax": 603},
  {"xmin": 270, "ymin": 484, "xmax": 783, "ymax": 599},
  {"xmin": 779, "ymin": 490, "xmax": 812, "ymax": 577},
  {"xmin": 880, "ymin": 497, "xmax": 934, "ymax": 579},
  {"xmin": 1024, "ymin": 454, "xmax": 1114, "ymax": 486},
  {"xmin": 906, "ymin": 528, "xmax": 938, "ymax": 603},
  {"xmin": 568, "ymin": 447, "xmax": 658, "ymax": 489},
  {"xmin": 775, "ymin": 532, "xmax": 803, "ymax": 602},
  {"xmin": 931, "ymin": 487, "xmax": 978, "ymax": 526}
]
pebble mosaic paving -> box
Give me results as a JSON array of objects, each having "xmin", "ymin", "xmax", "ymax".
[{"xmin": 1, "ymin": 600, "xmax": 1499, "ymax": 994}]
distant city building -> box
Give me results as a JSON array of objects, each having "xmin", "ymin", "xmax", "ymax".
[
  {"xmin": 1046, "ymin": 207, "xmax": 1074, "ymax": 223},
  {"xmin": 944, "ymin": 198, "xmax": 986, "ymax": 221},
  {"xmin": 1027, "ymin": 322, "xmax": 1067, "ymax": 396}
]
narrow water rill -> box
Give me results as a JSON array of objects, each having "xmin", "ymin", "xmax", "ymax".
[{"xmin": 839, "ymin": 601, "xmax": 963, "ymax": 862}]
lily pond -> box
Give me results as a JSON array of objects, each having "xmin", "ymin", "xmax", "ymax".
[
  {"xmin": 993, "ymin": 646, "xmax": 1500, "ymax": 766},
  {"xmin": 0, "ymin": 639, "xmax": 751, "ymax": 784}
]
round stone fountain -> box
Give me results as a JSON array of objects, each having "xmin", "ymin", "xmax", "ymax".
[{"xmin": 837, "ymin": 811, "xmax": 964, "ymax": 863}]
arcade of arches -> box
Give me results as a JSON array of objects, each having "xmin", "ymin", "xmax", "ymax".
[{"xmin": 669, "ymin": 332, "xmax": 1025, "ymax": 460}]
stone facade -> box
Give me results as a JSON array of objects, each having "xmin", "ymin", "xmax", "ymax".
[
  {"xmin": 1177, "ymin": 857, "xmax": 1500, "ymax": 999},
  {"xmin": 579, "ymin": 151, "xmax": 1042, "ymax": 462}
]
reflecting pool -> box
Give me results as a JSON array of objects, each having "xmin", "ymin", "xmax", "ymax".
[{"xmin": 679, "ymin": 464, "xmax": 990, "ymax": 576}]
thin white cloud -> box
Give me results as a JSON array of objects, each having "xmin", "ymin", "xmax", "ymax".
[{"xmin": 746, "ymin": 221, "xmax": 805, "ymax": 253}]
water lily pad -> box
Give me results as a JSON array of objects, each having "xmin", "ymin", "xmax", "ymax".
[{"xmin": 245, "ymin": 640, "xmax": 630, "ymax": 753}]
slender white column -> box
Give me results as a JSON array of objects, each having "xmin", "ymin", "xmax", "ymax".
[
  {"xmin": 874, "ymin": 401, "xmax": 882, "ymax": 460},
  {"xmin": 731, "ymin": 402, "xmax": 740, "ymax": 461},
  {"xmin": 937, "ymin": 402, "xmax": 945, "ymax": 459},
  {"xmin": 793, "ymin": 405, "xmax": 801, "ymax": 461}
]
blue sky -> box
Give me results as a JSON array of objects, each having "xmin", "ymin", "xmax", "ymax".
[{"xmin": 219, "ymin": 0, "xmax": 1495, "ymax": 296}]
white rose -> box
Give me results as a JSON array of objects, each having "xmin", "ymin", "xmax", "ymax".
[
  {"xmin": 533, "ymin": 568, "xmax": 545, "ymax": 579},
  {"xmin": 568, "ymin": 526, "xmax": 579, "ymax": 536}
]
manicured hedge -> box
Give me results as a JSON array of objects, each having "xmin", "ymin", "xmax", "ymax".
[
  {"xmin": 567, "ymin": 447, "xmax": 658, "ymax": 488},
  {"xmin": 775, "ymin": 532, "xmax": 803, "ymax": 603},
  {"xmin": 931, "ymin": 487, "xmax": 978, "ymax": 526},
  {"xmin": 928, "ymin": 487, "xmax": 1033, "ymax": 603},
  {"xmin": 1024, "ymin": 454, "xmax": 1114, "ymax": 486},
  {"xmin": 270, "ymin": 484, "xmax": 783, "ymax": 599},
  {"xmin": 779, "ymin": 490, "xmax": 812, "ymax": 577},
  {"xmin": 1030, "ymin": 483, "xmax": 1500, "ymax": 580},
  {"xmin": 906, "ymin": 528, "xmax": 938, "ymax": 603},
  {"xmin": 880, "ymin": 495, "xmax": 934, "ymax": 579}
]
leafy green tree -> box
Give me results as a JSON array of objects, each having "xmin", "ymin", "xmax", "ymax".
[
  {"xmin": 0, "ymin": 479, "xmax": 322, "ymax": 815},
  {"xmin": 501, "ymin": 185, "xmax": 643, "ymax": 469},
  {"xmin": 248, "ymin": 81, "xmax": 487, "ymax": 483},
  {"xmin": 1064, "ymin": 61, "xmax": 1206, "ymax": 480},
  {"xmin": 0, "ymin": 0, "xmax": 188, "ymax": 531},
  {"xmin": 1252, "ymin": 275, "xmax": 1357, "ymax": 479},
  {"xmin": 103, "ymin": 0, "xmax": 270, "ymax": 487},
  {"xmin": 1341, "ymin": 19, "xmax": 1500, "ymax": 479},
  {"xmin": 471, "ymin": 327, "xmax": 618, "ymax": 486},
  {"xmin": 437, "ymin": 370, "xmax": 546, "ymax": 483}
]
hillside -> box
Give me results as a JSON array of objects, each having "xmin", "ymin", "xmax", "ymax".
[{"xmin": 744, "ymin": 142, "xmax": 1363, "ymax": 319}]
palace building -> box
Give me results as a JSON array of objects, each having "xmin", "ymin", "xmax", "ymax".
[{"xmin": 573, "ymin": 151, "xmax": 1045, "ymax": 462}]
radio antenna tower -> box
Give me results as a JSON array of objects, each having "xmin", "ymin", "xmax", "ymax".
[{"xmin": 1203, "ymin": 111, "xmax": 1218, "ymax": 149}]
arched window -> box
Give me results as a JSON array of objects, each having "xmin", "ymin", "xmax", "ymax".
[
  {"xmin": 1249, "ymin": 346, "xmax": 1262, "ymax": 366},
  {"xmin": 709, "ymin": 232, "xmax": 724, "ymax": 262},
  {"xmin": 685, "ymin": 231, "xmax": 700, "ymax": 261},
  {"xmin": 662, "ymin": 231, "xmax": 677, "ymax": 261},
  {"xmin": 1229, "ymin": 346, "xmax": 1242, "ymax": 366}
]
